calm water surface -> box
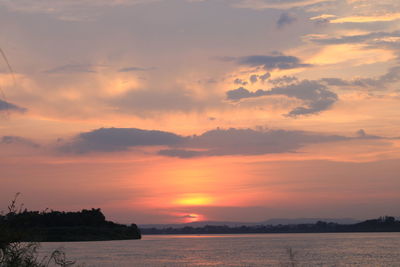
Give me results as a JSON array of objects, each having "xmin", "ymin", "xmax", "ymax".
[{"xmin": 39, "ymin": 233, "xmax": 400, "ymax": 266}]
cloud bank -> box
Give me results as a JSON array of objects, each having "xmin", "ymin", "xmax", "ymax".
[{"xmin": 60, "ymin": 127, "xmax": 384, "ymax": 158}]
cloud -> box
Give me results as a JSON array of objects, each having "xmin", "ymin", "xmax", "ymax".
[
  {"xmin": 321, "ymin": 66, "xmax": 400, "ymax": 90},
  {"xmin": 159, "ymin": 128, "xmax": 357, "ymax": 158},
  {"xmin": 44, "ymin": 64, "xmax": 101, "ymax": 74},
  {"xmin": 329, "ymin": 13, "xmax": 400, "ymax": 24},
  {"xmin": 226, "ymin": 80, "xmax": 338, "ymax": 116},
  {"xmin": 233, "ymin": 54, "xmax": 311, "ymax": 71},
  {"xmin": 308, "ymin": 31, "xmax": 400, "ymax": 45},
  {"xmin": 1, "ymin": 136, "xmax": 39, "ymax": 148},
  {"xmin": 232, "ymin": 0, "xmax": 335, "ymax": 10},
  {"xmin": 249, "ymin": 75, "xmax": 258, "ymax": 84},
  {"xmin": 60, "ymin": 127, "xmax": 185, "ymax": 153},
  {"xmin": 259, "ymin": 73, "xmax": 271, "ymax": 82},
  {"xmin": 0, "ymin": 99, "xmax": 27, "ymax": 113},
  {"xmin": 233, "ymin": 78, "xmax": 248, "ymax": 86},
  {"xmin": 269, "ymin": 76, "xmax": 298, "ymax": 86},
  {"xmin": 61, "ymin": 127, "xmax": 389, "ymax": 157},
  {"xmin": 277, "ymin": 13, "xmax": 297, "ymax": 28}
]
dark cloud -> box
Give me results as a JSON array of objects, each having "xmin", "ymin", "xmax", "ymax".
[
  {"xmin": 159, "ymin": 128, "xmax": 352, "ymax": 158},
  {"xmin": 277, "ymin": 13, "xmax": 297, "ymax": 28},
  {"xmin": 0, "ymin": 99, "xmax": 27, "ymax": 113},
  {"xmin": 321, "ymin": 66, "xmax": 400, "ymax": 90},
  {"xmin": 224, "ymin": 53, "xmax": 311, "ymax": 71},
  {"xmin": 259, "ymin": 73, "xmax": 271, "ymax": 82},
  {"xmin": 118, "ymin": 66, "xmax": 155, "ymax": 72},
  {"xmin": 355, "ymin": 129, "xmax": 381, "ymax": 139},
  {"xmin": 269, "ymin": 76, "xmax": 298, "ymax": 86},
  {"xmin": 226, "ymin": 87, "xmax": 257, "ymax": 101},
  {"xmin": 44, "ymin": 64, "xmax": 99, "ymax": 74},
  {"xmin": 233, "ymin": 78, "xmax": 248, "ymax": 85},
  {"xmin": 250, "ymin": 74, "xmax": 258, "ymax": 84},
  {"xmin": 226, "ymin": 80, "xmax": 338, "ymax": 116},
  {"xmin": 309, "ymin": 31, "xmax": 400, "ymax": 45},
  {"xmin": 238, "ymin": 54, "xmax": 311, "ymax": 70},
  {"xmin": 60, "ymin": 127, "xmax": 184, "ymax": 153},
  {"xmin": 1, "ymin": 136, "xmax": 39, "ymax": 148},
  {"xmin": 158, "ymin": 149, "xmax": 202, "ymax": 158},
  {"xmin": 61, "ymin": 127, "xmax": 388, "ymax": 158}
]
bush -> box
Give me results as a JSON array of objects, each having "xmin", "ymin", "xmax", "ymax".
[{"xmin": 0, "ymin": 194, "xmax": 76, "ymax": 267}]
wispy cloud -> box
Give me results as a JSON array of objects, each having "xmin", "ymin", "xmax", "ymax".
[
  {"xmin": 44, "ymin": 64, "xmax": 102, "ymax": 74},
  {"xmin": 224, "ymin": 53, "xmax": 311, "ymax": 71},
  {"xmin": 226, "ymin": 80, "xmax": 337, "ymax": 116},
  {"xmin": 232, "ymin": 0, "xmax": 335, "ymax": 10},
  {"xmin": 277, "ymin": 13, "xmax": 297, "ymax": 28},
  {"xmin": 0, "ymin": 99, "xmax": 27, "ymax": 113}
]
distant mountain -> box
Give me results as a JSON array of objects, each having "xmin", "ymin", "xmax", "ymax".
[{"xmin": 139, "ymin": 217, "xmax": 359, "ymax": 229}]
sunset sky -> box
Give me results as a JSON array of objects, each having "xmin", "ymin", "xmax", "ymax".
[{"xmin": 1, "ymin": 0, "xmax": 400, "ymax": 224}]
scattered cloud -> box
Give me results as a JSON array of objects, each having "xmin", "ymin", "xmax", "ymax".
[
  {"xmin": 277, "ymin": 13, "xmax": 297, "ymax": 28},
  {"xmin": 44, "ymin": 64, "xmax": 102, "ymax": 74},
  {"xmin": 321, "ymin": 66, "xmax": 400, "ymax": 90},
  {"xmin": 234, "ymin": 78, "xmax": 248, "ymax": 86},
  {"xmin": 308, "ymin": 31, "xmax": 400, "ymax": 45},
  {"xmin": 330, "ymin": 13, "xmax": 400, "ymax": 24},
  {"xmin": 232, "ymin": 53, "xmax": 311, "ymax": 71},
  {"xmin": 250, "ymin": 75, "xmax": 258, "ymax": 84},
  {"xmin": 232, "ymin": 0, "xmax": 335, "ymax": 10},
  {"xmin": 1, "ymin": 136, "xmax": 39, "ymax": 148},
  {"xmin": 269, "ymin": 76, "xmax": 298, "ymax": 86},
  {"xmin": 226, "ymin": 80, "xmax": 338, "ymax": 116},
  {"xmin": 0, "ymin": 99, "xmax": 27, "ymax": 113}
]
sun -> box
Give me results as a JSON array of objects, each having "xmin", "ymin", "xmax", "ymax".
[{"xmin": 175, "ymin": 194, "xmax": 213, "ymax": 206}]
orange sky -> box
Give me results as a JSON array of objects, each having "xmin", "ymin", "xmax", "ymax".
[{"xmin": 0, "ymin": 0, "xmax": 400, "ymax": 224}]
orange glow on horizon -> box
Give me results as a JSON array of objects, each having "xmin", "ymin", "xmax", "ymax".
[{"xmin": 180, "ymin": 213, "xmax": 204, "ymax": 223}]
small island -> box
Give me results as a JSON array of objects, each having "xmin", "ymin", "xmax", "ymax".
[{"xmin": 0, "ymin": 208, "xmax": 141, "ymax": 242}]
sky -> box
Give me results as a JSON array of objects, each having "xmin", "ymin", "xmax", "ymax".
[{"xmin": 1, "ymin": 0, "xmax": 400, "ymax": 224}]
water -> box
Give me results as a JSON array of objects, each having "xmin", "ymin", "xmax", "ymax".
[{"xmin": 39, "ymin": 233, "xmax": 400, "ymax": 266}]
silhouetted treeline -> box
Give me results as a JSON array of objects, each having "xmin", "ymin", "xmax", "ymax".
[
  {"xmin": 140, "ymin": 216, "xmax": 400, "ymax": 235},
  {"xmin": 0, "ymin": 208, "xmax": 141, "ymax": 242}
]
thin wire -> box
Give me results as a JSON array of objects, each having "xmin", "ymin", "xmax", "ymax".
[{"xmin": 0, "ymin": 47, "xmax": 16, "ymax": 117}]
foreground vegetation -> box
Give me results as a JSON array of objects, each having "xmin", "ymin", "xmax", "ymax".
[
  {"xmin": 0, "ymin": 194, "xmax": 140, "ymax": 266},
  {"xmin": 0, "ymin": 200, "xmax": 141, "ymax": 242},
  {"xmin": 0, "ymin": 195, "xmax": 76, "ymax": 266}
]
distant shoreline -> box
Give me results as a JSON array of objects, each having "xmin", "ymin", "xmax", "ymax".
[{"xmin": 140, "ymin": 216, "xmax": 400, "ymax": 235}]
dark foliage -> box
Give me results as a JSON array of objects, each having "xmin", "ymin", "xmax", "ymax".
[
  {"xmin": 140, "ymin": 216, "xmax": 400, "ymax": 235},
  {"xmin": 0, "ymin": 207, "xmax": 141, "ymax": 242}
]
